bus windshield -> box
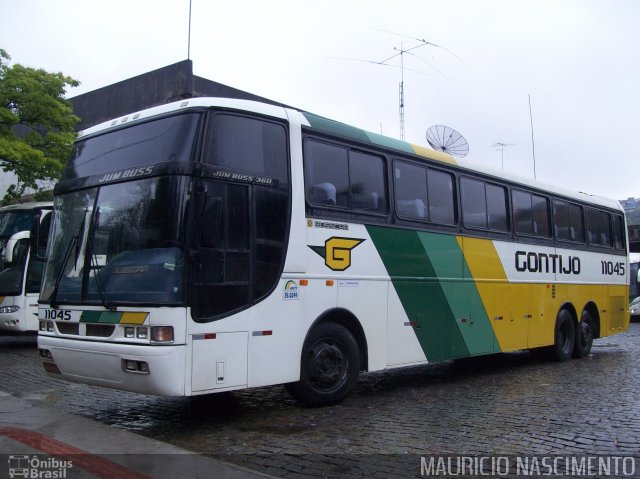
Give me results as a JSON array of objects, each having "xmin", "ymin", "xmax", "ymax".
[
  {"xmin": 0, "ymin": 210, "xmax": 33, "ymax": 295},
  {"xmin": 62, "ymin": 113, "xmax": 200, "ymax": 181},
  {"xmin": 41, "ymin": 176, "xmax": 190, "ymax": 306},
  {"xmin": 0, "ymin": 210, "xmax": 33, "ymax": 239}
]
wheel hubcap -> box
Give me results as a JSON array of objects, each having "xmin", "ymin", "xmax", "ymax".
[{"xmin": 308, "ymin": 340, "xmax": 347, "ymax": 391}]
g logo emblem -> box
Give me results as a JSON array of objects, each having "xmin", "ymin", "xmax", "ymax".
[{"xmin": 309, "ymin": 237, "xmax": 365, "ymax": 271}]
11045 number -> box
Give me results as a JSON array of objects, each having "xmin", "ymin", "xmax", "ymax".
[
  {"xmin": 601, "ymin": 261, "xmax": 626, "ymax": 276},
  {"xmin": 42, "ymin": 309, "xmax": 72, "ymax": 321}
]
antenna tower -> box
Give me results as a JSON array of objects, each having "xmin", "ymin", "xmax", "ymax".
[{"xmin": 371, "ymin": 32, "xmax": 461, "ymax": 141}]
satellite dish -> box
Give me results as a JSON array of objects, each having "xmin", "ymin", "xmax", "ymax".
[{"xmin": 426, "ymin": 125, "xmax": 469, "ymax": 158}]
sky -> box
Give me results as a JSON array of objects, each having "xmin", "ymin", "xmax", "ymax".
[{"xmin": 1, "ymin": 0, "xmax": 639, "ymax": 200}]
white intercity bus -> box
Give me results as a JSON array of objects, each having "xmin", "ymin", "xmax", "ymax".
[
  {"xmin": 0, "ymin": 202, "xmax": 52, "ymax": 332},
  {"xmin": 37, "ymin": 98, "xmax": 629, "ymax": 405}
]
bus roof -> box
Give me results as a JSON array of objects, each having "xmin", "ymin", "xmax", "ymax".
[
  {"xmin": 0, "ymin": 201, "xmax": 53, "ymax": 212},
  {"xmin": 77, "ymin": 97, "xmax": 622, "ymax": 213}
]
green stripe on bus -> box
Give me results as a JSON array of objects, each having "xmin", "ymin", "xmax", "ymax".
[
  {"xmin": 80, "ymin": 311, "xmax": 122, "ymax": 324},
  {"xmin": 366, "ymin": 225, "xmax": 468, "ymax": 361},
  {"xmin": 364, "ymin": 131, "xmax": 415, "ymax": 154},
  {"xmin": 416, "ymin": 232, "xmax": 498, "ymax": 356},
  {"xmin": 303, "ymin": 113, "xmax": 371, "ymax": 143}
]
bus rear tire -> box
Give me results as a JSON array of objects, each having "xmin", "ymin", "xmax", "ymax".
[
  {"xmin": 552, "ymin": 310, "xmax": 575, "ymax": 361},
  {"xmin": 573, "ymin": 311, "xmax": 594, "ymax": 358},
  {"xmin": 285, "ymin": 322, "xmax": 360, "ymax": 407}
]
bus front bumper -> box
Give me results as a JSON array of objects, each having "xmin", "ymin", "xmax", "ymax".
[{"xmin": 37, "ymin": 335, "xmax": 186, "ymax": 396}]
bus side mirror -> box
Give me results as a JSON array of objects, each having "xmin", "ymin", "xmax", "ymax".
[
  {"xmin": 5, "ymin": 233, "xmax": 29, "ymax": 263},
  {"xmin": 30, "ymin": 210, "xmax": 46, "ymax": 261}
]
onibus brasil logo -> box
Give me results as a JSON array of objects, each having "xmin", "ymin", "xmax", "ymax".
[{"xmin": 308, "ymin": 237, "xmax": 365, "ymax": 271}]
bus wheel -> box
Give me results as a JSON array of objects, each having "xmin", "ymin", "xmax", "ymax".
[
  {"xmin": 285, "ymin": 322, "xmax": 360, "ymax": 407},
  {"xmin": 573, "ymin": 311, "xmax": 594, "ymax": 358},
  {"xmin": 552, "ymin": 310, "xmax": 575, "ymax": 361}
]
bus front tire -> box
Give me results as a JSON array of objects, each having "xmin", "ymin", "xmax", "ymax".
[
  {"xmin": 285, "ymin": 322, "xmax": 360, "ymax": 407},
  {"xmin": 552, "ymin": 310, "xmax": 575, "ymax": 361},
  {"xmin": 573, "ymin": 311, "xmax": 594, "ymax": 358}
]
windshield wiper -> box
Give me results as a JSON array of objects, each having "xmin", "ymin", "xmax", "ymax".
[
  {"xmin": 87, "ymin": 207, "xmax": 116, "ymax": 311},
  {"xmin": 50, "ymin": 209, "xmax": 87, "ymax": 309}
]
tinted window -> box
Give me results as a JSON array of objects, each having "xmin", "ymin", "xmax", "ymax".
[
  {"xmin": 554, "ymin": 200, "xmax": 585, "ymax": 243},
  {"xmin": 532, "ymin": 195, "xmax": 550, "ymax": 237},
  {"xmin": 613, "ymin": 215, "xmax": 625, "ymax": 250},
  {"xmin": 461, "ymin": 178, "xmax": 507, "ymax": 231},
  {"xmin": 513, "ymin": 190, "xmax": 533, "ymax": 235},
  {"xmin": 428, "ymin": 169, "xmax": 456, "ymax": 225},
  {"xmin": 461, "ymin": 178, "xmax": 487, "ymax": 228},
  {"xmin": 305, "ymin": 141, "xmax": 349, "ymax": 207},
  {"xmin": 206, "ymin": 114, "xmax": 288, "ymax": 184},
  {"xmin": 64, "ymin": 113, "xmax": 200, "ymax": 181},
  {"xmin": 349, "ymin": 151, "xmax": 387, "ymax": 213},
  {"xmin": 304, "ymin": 139, "xmax": 387, "ymax": 213},
  {"xmin": 586, "ymin": 208, "xmax": 612, "ymax": 247},
  {"xmin": 513, "ymin": 190, "xmax": 549, "ymax": 237},
  {"xmin": 395, "ymin": 162, "xmax": 428, "ymax": 219},
  {"xmin": 486, "ymin": 184, "xmax": 508, "ymax": 231}
]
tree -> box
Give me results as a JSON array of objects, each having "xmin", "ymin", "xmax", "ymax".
[{"xmin": 0, "ymin": 48, "xmax": 80, "ymax": 205}]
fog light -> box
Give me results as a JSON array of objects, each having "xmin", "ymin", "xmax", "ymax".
[
  {"xmin": 136, "ymin": 327, "xmax": 148, "ymax": 339},
  {"xmin": 122, "ymin": 359, "xmax": 150, "ymax": 374},
  {"xmin": 123, "ymin": 360, "xmax": 137, "ymax": 371},
  {"xmin": 124, "ymin": 327, "xmax": 135, "ymax": 338},
  {"xmin": 0, "ymin": 305, "xmax": 19, "ymax": 314},
  {"xmin": 151, "ymin": 326, "xmax": 174, "ymax": 343}
]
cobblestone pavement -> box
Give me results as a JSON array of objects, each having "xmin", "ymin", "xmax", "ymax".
[{"xmin": 2, "ymin": 325, "xmax": 640, "ymax": 478}]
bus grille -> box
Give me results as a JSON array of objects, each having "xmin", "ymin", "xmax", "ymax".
[
  {"xmin": 56, "ymin": 323, "xmax": 79, "ymax": 335},
  {"xmin": 85, "ymin": 324, "xmax": 115, "ymax": 337}
]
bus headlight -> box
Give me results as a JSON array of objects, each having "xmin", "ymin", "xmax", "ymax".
[
  {"xmin": 0, "ymin": 305, "xmax": 19, "ymax": 314},
  {"xmin": 151, "ymin": 326, "xmax": 173, "ymax": 343},
  {"xmin": 136, "ymin": 327, "xmax": 148, "ymax": 339}
]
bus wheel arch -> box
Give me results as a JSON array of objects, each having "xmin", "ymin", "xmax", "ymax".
[
  {"xmin": 306, "ymin": 308, "xmax": 368, "ymax": 372},
  {"xmin": 285, "ymin": 309, "xmax": 366, "ymax": 407},
  {"xmin": 552, "ymin": 305, "xmax": 577, "ymax": 361}
]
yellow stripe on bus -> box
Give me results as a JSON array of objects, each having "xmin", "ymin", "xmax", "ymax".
[
  {"xmin": 410, "ymin": 144, "xmax": 457, "ymax": 165},
  {"xmin": 120, "ymin": 312, "xmax": 149, "ymax": 325}
]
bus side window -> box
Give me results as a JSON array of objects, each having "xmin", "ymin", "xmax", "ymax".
[
  {"xmin": 554, "ymin": 200, "xmax": 585, "ymax": 243},
  {"xmin": 586, "ymin": 208, "xmax": 612, "ymax": 247},
  {"xmin": 427, "ymin": 169, "xmax": 456, "ymax": 225},
  {"xmin": 304, "ymin": 140, "xmax": 349, "ymax": 208},
  {"xmin": 394, "ymin": 161, "xmax": 428, "ymax": 220},
  {"xmin": 612, "ymin": 215, "xmax": 625, "ymax": 250},
  {"xmin": 304, "ymin": 139, "xmax": 388, "ymax": 214},
  {"xmin": 349, "ymin": 151, "xmax": 387, "ymax": 213}
]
